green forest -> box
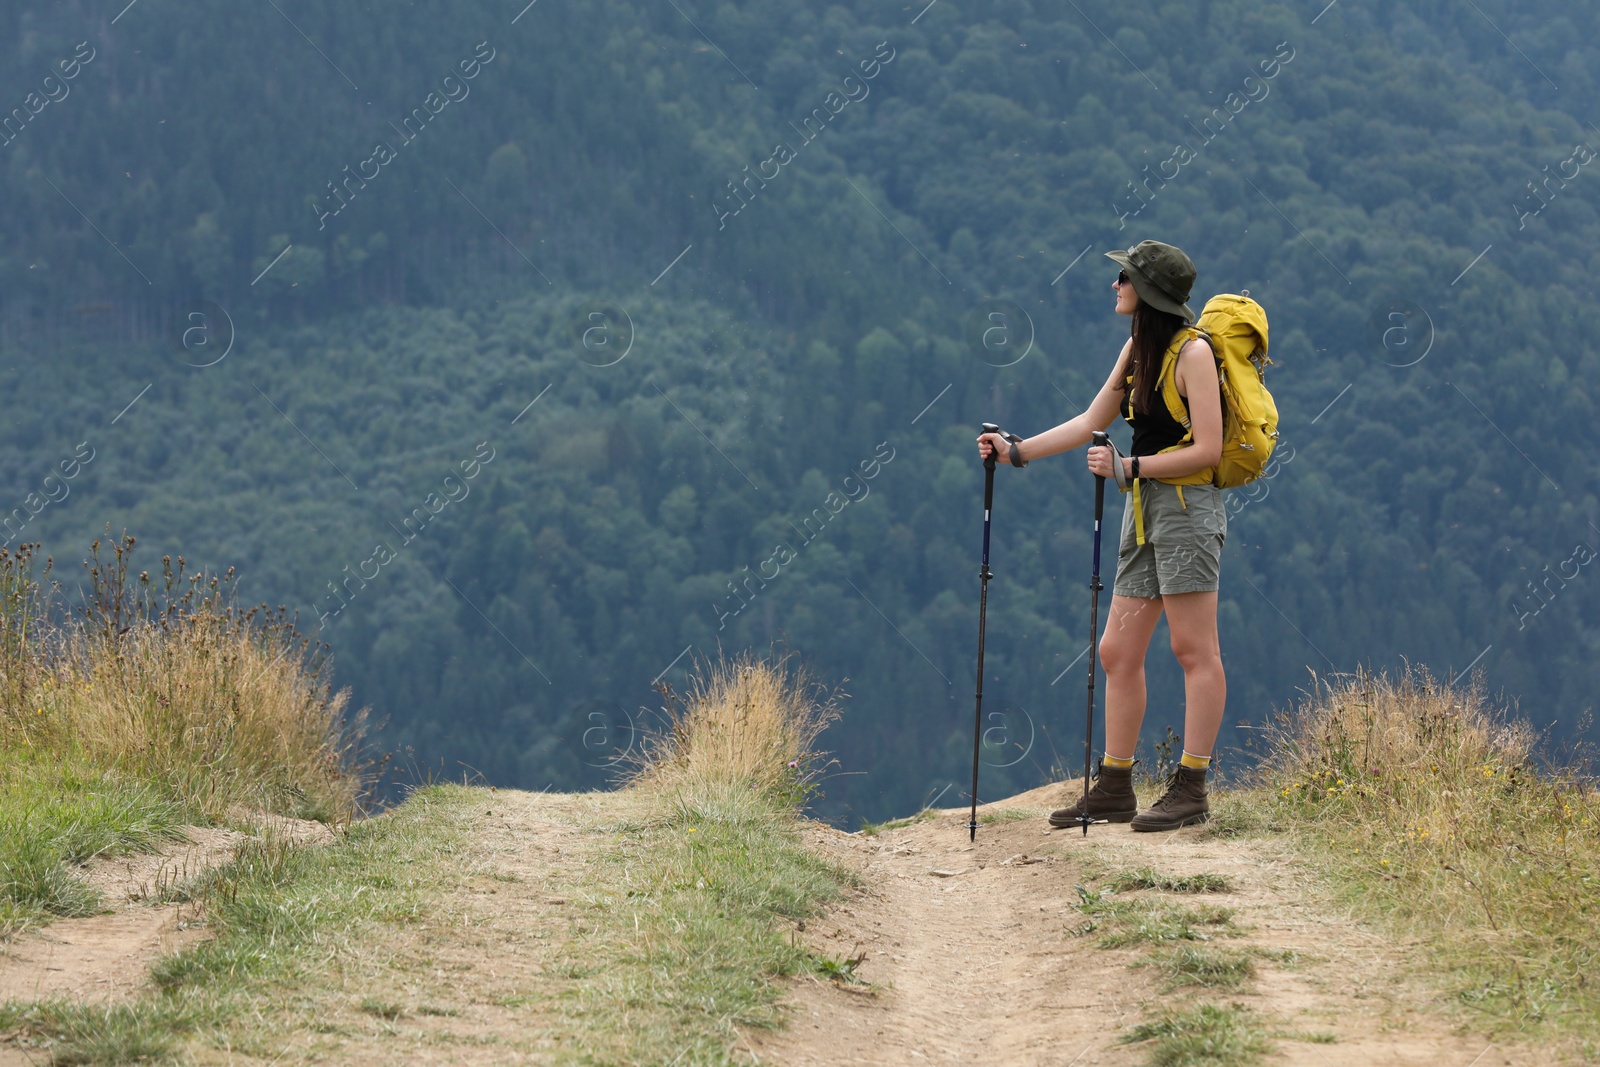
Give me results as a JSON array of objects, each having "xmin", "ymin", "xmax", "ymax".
[{"xmin": 1, "ymin": 0, "xmax": 1596, "ymax": 823}]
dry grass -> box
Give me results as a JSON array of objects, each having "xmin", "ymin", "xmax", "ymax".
[
  {"xmin": 0, "ymin": 534, "xmax": 364, "ymax": 937},
  {"xmin": 0, "ymin": 535, "xmax": 362, "ymax": 823},
  {"xmin": 628, "ymin": 651, "xmax": 840, "ymax": 808},
  {"xmin": 1251, "ymin": 666, "xmax": 1600, "ymax": 1038},
  {"xmin": 25, "ymin": 618, "xmax": 359, "ymax": 823}
]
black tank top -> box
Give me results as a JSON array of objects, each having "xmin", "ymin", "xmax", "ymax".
[{"xmin": 1124, "ymin": 371, "xmax": 1188, "ymax": 456}]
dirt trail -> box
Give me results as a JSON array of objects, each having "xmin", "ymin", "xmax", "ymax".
[
  {"xmin": 0, "ymin": 832, "xmax": 224, "ymax": 1006},
  {"xmin": 753, "ymin": 782, "xmax": 1543, "ymax": 1067},
  {"xmin": 0, "ymin": 788, "xmax": 1564, "ymax": 1064},
  {"xmin": 0, "ymin": 813, "xmax": 333, "ymax": 1006},
  {"xmin": 235, "ymin": 791, "xmax": 600, "ymax": 1066}
]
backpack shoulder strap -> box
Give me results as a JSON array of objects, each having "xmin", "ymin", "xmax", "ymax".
[{"xmin": 1159, "ymin": 325, "xmax": 1207, "ymax": 432}]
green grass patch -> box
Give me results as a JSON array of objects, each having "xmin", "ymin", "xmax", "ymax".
[
  {"xmin": 1073, "ymin": 884, "xmax": 1236, "ymax": 947},
  {"xmin": 813, "ymin": 950, "xmax": 868, "ymax": 984},
  {"xmin": 151, "ymin": 785, "xmax": 466, "ymax": 995},
  {"xmin": 1121, "ymin": 1003, "xmax": 1272, "ymax": 1066},
  {"xmin": 557, "ymin": 781, "xmax": 853, "ymax": 1063},
  {"xmin": 2, "ymin": 784, "xmax": 471, "ymax": 1064},
  {"xmin": 1280, "ymin": 1029, "xmax": 1337, "ymax": 1043},
  {"xmin": 0, "ymin": 999, "xmax": 208, "ymax": 1065},
  {"xmin": 860, "ymin": 807, "xmax": 939, "ymax": 835},
  {"xmin": 0, "ymin": 753, "xmax": 188, "ymax": 934},
  {"xmin": 978, "ymin": 807, "xmax": 1040, "ymax": 825},
  {"xmin": 1188, "ymin": 793, "xmax": 1285, "ymax": 840},
  {"xmin": 559, "ymin": 656, "xmax": 853, "ymax": 1062},
  {"xmin": 1139, "ymin": 945, "xmax": 1256, "ymax": 990},
  {"xmin": 358, "ymin": 998, "xmax": 404, "ymax": 1020},
  {"xmin": 1110, "ymin": 867, "xmax": 1232, "ymax": 894}
]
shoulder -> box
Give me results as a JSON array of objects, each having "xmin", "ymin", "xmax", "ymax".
[
  {"xmin": 1178, "ymin": 333, "xmax": 1214, "ymax": 360},
  {"xmin": 1174, "ymin": 333, "xmax": 1217, "ymax": 396}
]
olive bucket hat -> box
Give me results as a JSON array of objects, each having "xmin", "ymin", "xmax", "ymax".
[{"xmin": 1106, "ymin": 240, "xmax": 1196, "ymax": 322}]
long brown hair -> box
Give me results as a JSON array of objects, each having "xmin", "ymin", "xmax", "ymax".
[{"xmin": 1126, "ymin": 302, "xmax": 1188, "ymax": 416}]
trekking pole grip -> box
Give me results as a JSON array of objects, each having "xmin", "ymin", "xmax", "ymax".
[
  {"xmin": 1090, "ymin": 431, "xmax": 1109, "ymax": 520},
  {"xmin": 981, "ymin": 422, "xmax": 1001, "ymax": 473}
]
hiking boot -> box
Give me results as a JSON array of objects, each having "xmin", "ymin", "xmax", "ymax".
[
  {"xmin": 1048, "ymin": 762, "xmax": 1137, "ymax": 828},
  {"xmin": 1131, "ymin": 766, "xmax": 1210, "ymax": 832}
]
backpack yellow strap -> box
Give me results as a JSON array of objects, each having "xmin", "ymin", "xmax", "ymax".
[
  {"xmin": 1133, "ymin": 477, "xmax": 1146, "ymax": 545},
  {"xmin": 1161, "ymin": 327, "xmax": 1200, "ymax": 437},
  {"xmin": 1155, "ymin": 327, "xmax": 1219, "ymax": 490}
]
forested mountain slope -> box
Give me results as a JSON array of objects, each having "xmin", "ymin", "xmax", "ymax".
[{"xmin": 1, "ymin": 0, "xmax": 1595, "ymax": 821}]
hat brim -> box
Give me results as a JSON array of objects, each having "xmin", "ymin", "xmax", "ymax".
[{"xmin": 1105, "ymin": 250, "xmax": 1194, "ymax": 321}]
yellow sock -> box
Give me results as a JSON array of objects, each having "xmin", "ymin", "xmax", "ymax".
[
  {"xmin": 1103, "ymin": 753, "xmax": 1135, "ymax": 769},
  {"xmin": 1180, "ymin": 751, "xmax": 1211, "ymax": 770}
]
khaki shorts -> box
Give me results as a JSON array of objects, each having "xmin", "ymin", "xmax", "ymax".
[{"xmin": 1113, "ymin": 479, "xmax": 1226, "ymax": 598}]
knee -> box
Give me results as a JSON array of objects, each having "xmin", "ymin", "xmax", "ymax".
[
  {"xmin": 1169, "ymin": 636, "xmax": 1221, "ymax": 674},
  {"xmin": 1099, "ymin": 631, "xmax": 1141, "ymax": 677}
]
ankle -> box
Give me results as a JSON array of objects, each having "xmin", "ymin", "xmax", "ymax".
[
  {"xmin": 1179, "ymin": 750, "xmax": 1211, "ymax": 771},
  {"xmin": 1103, "ymin": 752, "xmax": 1135, "ymax": 769}
]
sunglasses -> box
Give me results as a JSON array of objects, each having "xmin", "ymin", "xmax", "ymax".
[{"xmin": 1114, "ymin": 270, "xmax": 1130, "ymax": 286}]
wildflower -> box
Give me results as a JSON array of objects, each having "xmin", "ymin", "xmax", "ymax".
[
  {"xmin": 788, "ymin": 760, "xmax": 798, "ymax": 769},
  {"xmin": 688, "ymin": 828, "xmax": 697, "ymax": 834}
]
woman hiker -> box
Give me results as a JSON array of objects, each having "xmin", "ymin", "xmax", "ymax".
[{"xmin": 976, "ymin": 239, "xmax": 1226, "ymax": 832}]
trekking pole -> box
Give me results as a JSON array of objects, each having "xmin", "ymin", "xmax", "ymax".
[
  {"xmin": 969, "ymin": 421, "xmax": 1020, "ymax": 841},
  {"xmin": 1075, "ymin": 431, "xmax": 1111, "ymax": 836}
]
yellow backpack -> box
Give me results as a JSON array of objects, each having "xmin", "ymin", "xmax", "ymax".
[
  {"xmin": 1121, "ymin": 293, "xmax": 1277, "ymax": 543},
  {"xmin": 1149, "ymin": 292, "xmax": 1277, "ymax": 489}
]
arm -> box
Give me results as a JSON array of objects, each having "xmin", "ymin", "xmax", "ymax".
[
  {"xmin": 1106, "ymin": 337, "xmax": 1222, "ymax": 481},
  {"xmin": 976, "ymin": 340, "xmax": 1131, "ymax": 465}
]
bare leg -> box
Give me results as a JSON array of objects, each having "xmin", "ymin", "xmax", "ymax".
[
  {"xmin": 1162, "ymin": 590, "xmax": 1226, "ymax": 756},
  {"xmin": 1098, "ymin": 594, "xmax": 1164, "ymax": 759}
]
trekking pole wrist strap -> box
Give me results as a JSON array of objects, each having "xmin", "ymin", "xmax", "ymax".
[
  {"xmin": 1005, "ymin": 432, "xmax": 1028, "ymax": 468},
  {"xmin": 1108, "ymin": 439, "xmax": 1130, "ymax": 490}
]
